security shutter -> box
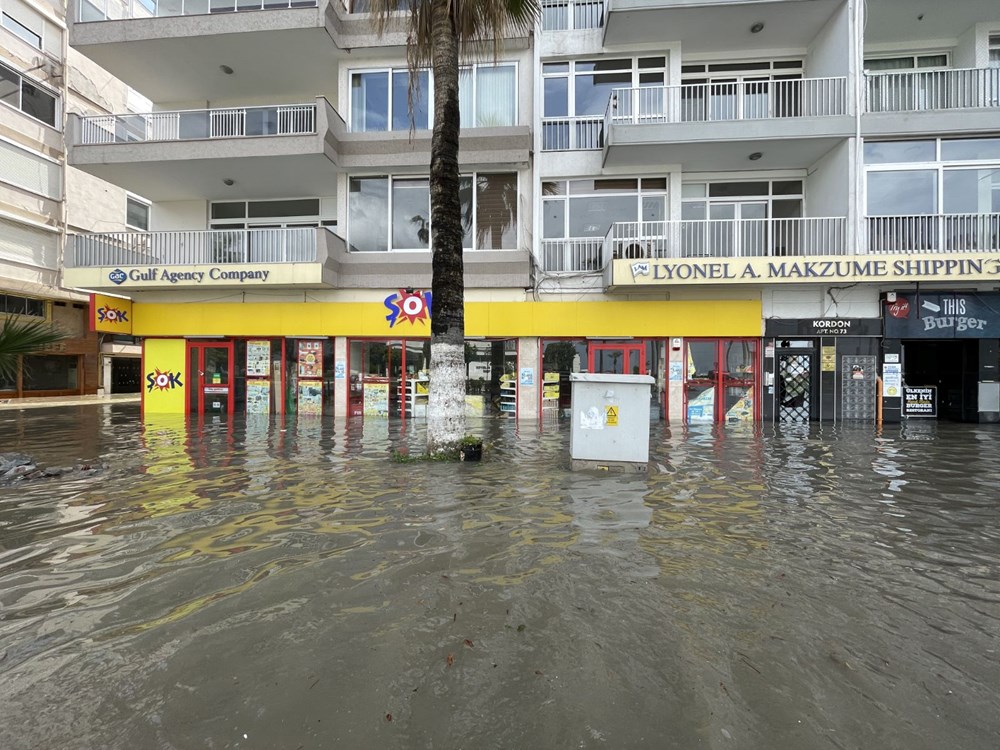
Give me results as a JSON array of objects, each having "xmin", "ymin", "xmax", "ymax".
[
  {"xmin": 0, "ymin": 139, "xmax": 61, "ymax": 199},
  {"xmin": 0, "ymin": 217, "xmax": 59, "ymax": 269}
]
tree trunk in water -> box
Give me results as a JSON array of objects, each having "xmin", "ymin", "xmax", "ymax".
[{"xmin": 426, "ymin": 0, "xmax": 466, "ymax": 455}]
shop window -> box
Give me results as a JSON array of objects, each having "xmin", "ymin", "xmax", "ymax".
[
  {"xmin": 348, "ymin": 339, "xmax": 430, "ymax": 417},
  {"xmin": 22, "ymin": 354, "xmax": 78, "ymax": 391},
  {"xmin": 684, "ymin": 339, "xmax": 758, "ymax": 424},
  {"xmin": 465, "ymin": 340, "xmax": 517, "ymax": 416},
  {"xmin": 2, "ymin": 294, "xmax": 45, "ymax": 317}
]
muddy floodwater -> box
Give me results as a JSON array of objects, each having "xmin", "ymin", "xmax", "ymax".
[{"xmin": 1, "ymin": 405, "xmax": 999, "ymax": 749}]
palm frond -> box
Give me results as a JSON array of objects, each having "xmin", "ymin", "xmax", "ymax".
[{"xmin": 0, "ymin": 318, "xmax": 66, "ymax": 382}]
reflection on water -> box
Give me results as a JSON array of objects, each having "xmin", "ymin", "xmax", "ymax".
[{"xmin": 1, "ymin": 406, "xmax": 999, "ymax": 749}]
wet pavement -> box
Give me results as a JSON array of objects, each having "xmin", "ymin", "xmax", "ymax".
[{"xmin": 1, "ymin": 405, "xmax": 998, "ymax": 749}]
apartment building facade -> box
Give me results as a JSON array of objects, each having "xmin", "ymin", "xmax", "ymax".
[
  {"xmin": 1, "ymin": 0, "xmax": 140, "ymax": 400},
  {"xmin": 61, "ymin": 0, "xmax": 1000, "ymax": 425}
]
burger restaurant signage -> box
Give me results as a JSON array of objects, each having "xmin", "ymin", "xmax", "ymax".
[{"xmin": 883, "ymin": 292, "xmax": 1000, "ymax": 338}]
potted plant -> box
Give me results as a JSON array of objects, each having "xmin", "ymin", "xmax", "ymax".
[{"xmin": 459, "ymin": 435, "xmax": 483, "ymax": 462}]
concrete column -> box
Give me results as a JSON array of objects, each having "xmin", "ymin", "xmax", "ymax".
[
  {"xmin": 667, "ymin": 338, "xmax": 684, "ymax": 423},
  {"xmin": 518, "ymin": 337, "xmax": 539, "ymax": 422},
  {"xmin": 334, "ymin": 336, "xmax": 348, "ymax": 417}
]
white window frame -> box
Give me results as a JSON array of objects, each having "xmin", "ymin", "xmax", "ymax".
[
  {"xmin": 348, "ymin": 171, "xmax": 520, "ymax": 252},
  {"xmin": 541, "ymin": 177, "xmax": 669, "ymax": 241},
  {"xmin": 125, "ymin": 194, "xmax": 151, "ymax": 231},
  {"xmin": 862, "ymin": 52, "xmax": 950, "ymax": 73},
  {"xmin": 1, "ymin": 11, "xmax": 41, "ymax": 49},
  {"xmin": 542, "ymin": 57, "xmax": 667, "ymax": 119},
  {"xmin": 0, "ymin": 60, "xmax": 60, "ymax": 129},
  {"xmin": 349, "ymin": 63, "xmax": 519, "ymax": 132}
]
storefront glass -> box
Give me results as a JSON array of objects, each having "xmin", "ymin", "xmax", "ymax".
[
  {"xmin": 22, "ymin": 355, "xmax": 78, "ymax": 391},
  {"xmin": 685, "ymin": 339, "xmax": 759, "ymax": 424},
  {"xmin": 465, "ymin": 340, "xmax": 517, "ymax": 416},
  {"xmin": 541, "ymin": 339, "xmax": 665, "ymax": 421}
]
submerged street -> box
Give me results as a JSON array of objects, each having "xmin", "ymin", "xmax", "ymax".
[{"xmin": 1, "ymin": 405, "xmax": 998, "ymax": 749}]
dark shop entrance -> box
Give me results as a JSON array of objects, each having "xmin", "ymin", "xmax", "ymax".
[
  {"xmin": 883, "ymin": 291, "xmax": 1000, "ymax": 424},
  {"xmin": 901, "ymin": 339, "xmax": 983, "ymax": 421}
]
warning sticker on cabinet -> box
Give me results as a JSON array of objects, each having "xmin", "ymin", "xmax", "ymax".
[{"xmin": 605, "ymin": 405, "xmax": 619, "ymax": 426}]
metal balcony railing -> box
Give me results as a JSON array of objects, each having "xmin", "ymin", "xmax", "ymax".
[
  {"xmin": 601, "ymin": 217, "xmax": 848, "ymax": 264},
  {"xmin": 541, "ymin": 238, "xmax": 604, "ymax": 272},
  {"xmin": 865, "ymin": 68, "xmax": 1000, "ymax": 113},
  {"xmin": 78, "ymin": 0, "xmax": 318, "ymax": 21},
  {"xmin": 78, "ymin": 104, "xmax": 317, "ymax": 144},
  {"xmin": 865, "ymin": 214, "xmax": 1000, "ymax": 254},
  {"xmin": 605, "ymin": 77, "xmax": 849, "ymax": 129},
  {"xmin": 541, "ymin": 0, "xmax": 604, "ymax": 30},
  {"xmin": 540, "ymin": 116, "xmax": 603, "ymax": 151},
  {"xmin": 69, "ymin": 228, "xmax": 318, "ymax": 267}
]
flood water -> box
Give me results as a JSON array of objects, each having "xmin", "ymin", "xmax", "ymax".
[{"xmin": 1, "ymin": 405, "xmax": 999, "ymax": 749}]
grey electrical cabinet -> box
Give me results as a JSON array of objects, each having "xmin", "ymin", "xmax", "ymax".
[{"xmin": 569, "ymin": 373, "xmax": 655, "ymax": 471}]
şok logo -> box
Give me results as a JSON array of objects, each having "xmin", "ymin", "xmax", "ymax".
[
  {"xmin": 384, "ymin": 289, "xmax": 432, "ymax": 328},
  {"xmin": 146, "ymin": 368, "xmax": 183, "ymax": 393},
  {"xmin": 109, "ymin": 269, "xmax": 127, "ymax": 285},
  {"xmin": 97, "ymin": 305, "xmax": 128, "ymax": 324}
]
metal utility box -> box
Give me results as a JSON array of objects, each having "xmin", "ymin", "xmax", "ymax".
[{"xmin": 569, "ymin": 373, "xmax": 655, "ymax": 471}]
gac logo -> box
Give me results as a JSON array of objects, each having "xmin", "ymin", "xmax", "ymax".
[{"xmin": 109, "ymin": 269, "xmax": 127, "ymax": 285}]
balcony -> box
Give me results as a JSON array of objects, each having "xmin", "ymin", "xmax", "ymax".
[
  {"xmin": 863, "ymin": 68, "xmax": 1000, "ymax": 138},
  {"xmin": 68, "ymin": 100, "xmax": 341, "ymax": 200},
  {"xmin": 70, "ymin": 0, "xmax": 347, "ymax": 102},
  {"xmin": 602, "ymin": 79, "xmax": 852, "ymax": 169},
  {"xmin": 540, "ymin": 217, "xmax": 848, "ymax": 274},
  {"xmin": 541, "ymin": 0, "xmax": 603, "ymax": 31},
  {"xmin": 64, "ymin": 227, "xmax": 533, "ymax": 291},
  {"xmin": 540, "ymin": 116, "xmax": 603, "ymax": 151},
  {"xmin": 866, "ymin": 214, "xmax": 1000, "ymax": 255},
  {"xmin": 602, "ymin": 0, "xmax": 843, "ymax": 53},
  {"xmin": 63, "ymin": 227, "xmax": 344, "ymax": 290}
]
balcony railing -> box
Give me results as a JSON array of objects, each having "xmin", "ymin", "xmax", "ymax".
[
  {"xmin": 605, "ymin": 77, "xmax": 848, "ymax": 128},
  {"xmin": 541, "ymin": 116, "xmax": 603, "ymax": 151},
  {"xmin": 541, "ymin": 238, "xmax": 604, "ymax": 272},
  {"xmin": 865, "ymin": 68, "xmax": 1000, "ymax": 113},
  {"xmin": 866, "ymin": 214, "xmax": 1000, "ymax": 254},
  {"xmin": 78, "ymin": 0, "xmax": 318, "ymax": 22},
  {"xmin": 78, "ymin": 104, "xmax": 317, "ymax": 144},
  {"xmin": 603, "ymin": 217, "xmax": 848, "ymax": 264},
  {"xmin": 541, "ymin": 0, "xmax": 604, "ymax": 31},
  {"xmin": 69, "ymin": 228, "xmax": 318, "ymax": 267}
]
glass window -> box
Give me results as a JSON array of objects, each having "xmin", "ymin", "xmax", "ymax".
[
  {"xmin": 575, "ymin": 67, "xmax": 630, "ymax": 115},
  {"xmin": 248, "ymin": 199, "xmax": 320, "ymax": 218},
  {"xmin": 476, "ymin": 173, "xmax": 517, "ymax": 249},
  {"xmin": 211, "ymin": 202, "xmax": 246, "ymax": 220},
  {"xmin": 543, "ymin": 76, "xmax": 568, "ymax": 117},
  {"xmin": 22, "ymin": 355, "xmax": 78, "ymax": 391},
  {"xmin": 940, "ymin": 138, "xmax": 1000, "ymax": 162},
  {"xmin": 392, "ymin": 178, "xmax": 430, "ymax": 250},
  {"xmin": 867, "ymin": 170, "xmax": 937, "ymax": 215},
  {"xmin": 473, "ymin": 65, "xmax": 515, "ymax": 127},
  {"xmin": 943, "ymin": 169, "xmax": 1000, "ymax": 213},
  {"xmin": 351, "ymin": 71, "xmax": 388, "ymax": 132},
  {"xmin": 126, "ymin": 196, "xmax": 149, "ymax": 230},
  {"xmin": 709, "ymin": 182, "xmax": 770, "ymax": 197},
  {"xmin": 0, "ymin": 64, "xmax": 19, "ymax": 108},
  {"xmin": 542, "ymin": 199, "xmax": 565, "ymax": 239},
  {"xmin": 991, "ymin": 35, "xmax": 1000, "ymax": 68},
  {"xmin": 864, "ymin": 140, "xmax": 936, "ymax": 164},
  {"xmin": 349, "ymin": 177, "xmax": 389, "ymax": 252},
  {"xmin": 20, "ymin": 81, "xmax": 56, "ymax": 127},
  {"xmin": 2, "ymin": 12, "xmax": 41, "ymax": 48},
  {"xmin": 392, "ymin": 70, "xmax": 429, "ymax": 130},
  {"xmin": 569, "ymin": 195, "xmax": 637, "ymax": 236}
]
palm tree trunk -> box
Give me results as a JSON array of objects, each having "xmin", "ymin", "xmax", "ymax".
[{"xmin": 426, "ymin": 0, "xmax": 466, "ymax": 453}]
